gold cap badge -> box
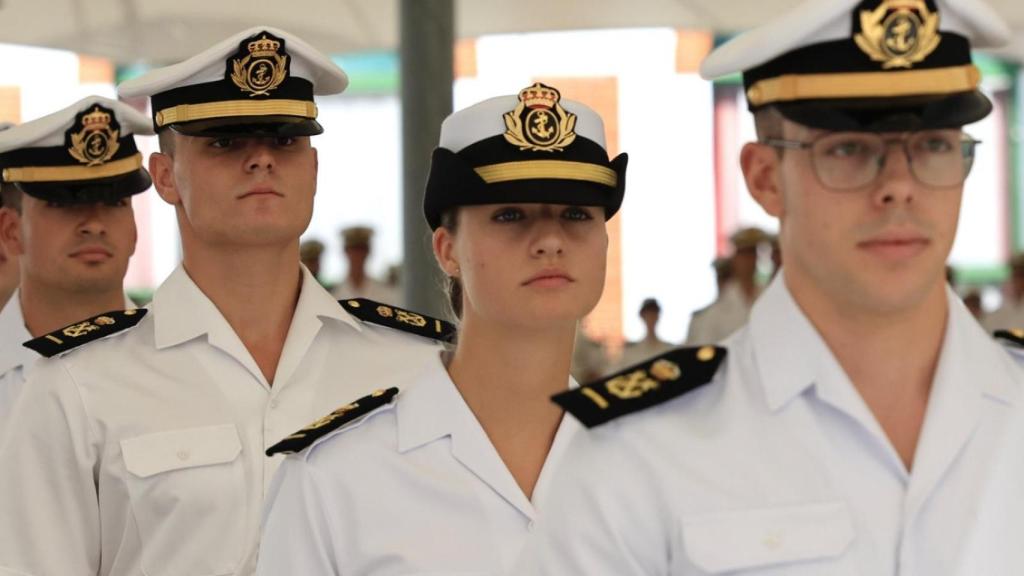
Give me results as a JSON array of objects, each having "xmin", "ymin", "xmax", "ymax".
[
  {"xmin": 230, "ymin": 32, "xmax": 289, "ymax": 97},
  {"xmin": 503, "ymin": 82, "xmax": 577, "ymax": 152},
  {"xmin": 855, "ymin": 0, "xmax": 941, "ymax": 69},
  {"xmin": 68, "ymin": 106, "xmax": 120, "ymax": 167}
]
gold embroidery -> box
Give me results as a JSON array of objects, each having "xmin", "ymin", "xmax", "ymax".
[
  {"xmin": 605, "ymin": 370, "xmax": 660, "ymax": 400},
  {"xmin": 855, "ymin": 0, "xmax": 941, "ymax": 69}
]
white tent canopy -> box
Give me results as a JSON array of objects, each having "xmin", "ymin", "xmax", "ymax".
[{"xmin": 1, "ymin": 0, "xmax": 1023, "ymax": 64}]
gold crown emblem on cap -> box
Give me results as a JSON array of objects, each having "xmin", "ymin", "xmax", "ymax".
[
  {"xmin": 503, "ymin": 82, "xmax": 577, "ymax": 152},
  {"xmin": 855, "ymin": 0, "xmax": 941, "ymax": 69},
  {"xmin": 68, "ymin": 105, "xmax": 120, "ymax": 167},
  {"xmin": 230, "ymin": 32, "xmax": 289, "ymax": 97}
]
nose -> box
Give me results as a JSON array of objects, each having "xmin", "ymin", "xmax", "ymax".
[
  {"xmin": 531, "ymin": 220, "xmax": 565, "ymax": 258},
  {"xmin": 872, "ymin": 141, "xmax": 916, "ymax": 207},
  {"xmin": 245, "ymin": 140, "xmax": 276, "ymax": 173},
  {"xmin": 77, "ymin": 204, "xmax": 107, "ymax": 236}
]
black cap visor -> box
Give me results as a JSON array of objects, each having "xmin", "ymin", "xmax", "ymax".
[
  {"xmin": 424, "ymin": 146, "xmax": 627, "ymax": 230},
  {"xmin": 168, "ymin": 115, "xmax": 323, "ymax": 138},
  {"xmin": 16, "ymin": 168, "xmax": 152, "ymax": 205},
  {"xmin": 774, "ymin": 90, "xmax": 992, "ymax": 132}
]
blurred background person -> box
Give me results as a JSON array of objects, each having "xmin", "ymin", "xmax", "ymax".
[
  {"xmin": 616, "ymin": 298, "xmax": 673, "ymax": 369},
  {"xmin": 299, "ymin": 239, "xmax": 330, "ymax": 289},
  {"xmin": 331, "ymin": 225, "xmax": 402, "ymax": 304},
  {"xmin": 982, "ymin": 253, "xmax": 1024, "ymax": 331},
  {"xmin": 686, "ymin": 226, "xmax": 768, "ymax": 344}
]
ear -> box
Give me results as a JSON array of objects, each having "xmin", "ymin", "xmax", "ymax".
[
  {"xmin": 431, "ymin": 226, "xmax": 460, "ymax": 277},
  {"xmin": 740, "ymin": 142, "xmax": 784, "ymax": 218},
  {"xmin": 149, "ymin": 151, "xmax": 180, "ymax": 205},
  {"xmin": 0, "ymin": 206, "xmax": 24, "ymax": 257}
]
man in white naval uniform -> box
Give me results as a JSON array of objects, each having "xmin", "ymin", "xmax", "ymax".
[
  {"xmin": 0, "ymin": 98, "xmax": 150, "ymax": 422},
  {"xmin": 0, "ymin": 27, "xmax": 451, "ymax": 576},
  {"xmin": 517, "ymin": 1, "xmax": 1024, "ymax": 575}
]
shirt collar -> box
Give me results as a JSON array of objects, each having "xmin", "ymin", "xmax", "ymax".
[
  {"xmin": 0, "ymin": 289, "xmax": 35, "ymax": 374},
  {"xmin": 750, "ymin": 275, "xmax": 1020, "ymax": 412},
  {"xmin": 153, "ymin": 264, "xmax": 361, "ymax": 350},
  {"xmin": 395, "ymin": 356, "xmax": 579, "ymax": 453},
  {"xmin": 396, "ymin": 354, "xmax": 463, "ymax": 453}
]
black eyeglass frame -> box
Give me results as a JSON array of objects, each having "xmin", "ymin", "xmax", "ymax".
[{"xmin": 760, "ymin": 131, "xmax": 982, "ymax": 191}]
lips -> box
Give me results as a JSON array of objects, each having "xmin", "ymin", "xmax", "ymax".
[
  {"xmin": 523, "ymin": 269, "xmax": 575, "ymax": 287},
  {"xmin": 857, "ymin": 234, "xmax": 930, "ymax": 260},
  {"xmin": 238, "ymin": 187, "xmax": 282, "ymax": 199},
  {"xmin": 69, "ymin": 245, "xmax": 113, "ymax": 261}
]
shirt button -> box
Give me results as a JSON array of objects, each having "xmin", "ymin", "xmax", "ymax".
[
  {"xmin": 527, "ymin": 520, "xmax": 536, "ymax": 532},
  {"xmin": 177, "ymin": 450, "xmax": 190, "ymax": 461},
  {"xmin": 762, "ymin": 532, "xmax": 784, "ymax": 550},
  {"xmin": 269, "ymin": 399, "xmax": 280, "ymax": 409}
]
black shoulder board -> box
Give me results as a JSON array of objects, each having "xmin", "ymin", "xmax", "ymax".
[
  {"xmin": 23, "ymin": 308, "xmax": 148, "ymax": 358},
  {"xmin": 995, "ymin": 329, "xmax": 1024, "ymax": 348},
  {"xmin": 554, "ymin": 346, "xmax": 726, "ymax": 428},
  {"xmin": 266, "ymin": 387, "xmax": 399, "ymax": 456},
  {"xmin": 340, "ymin": 298, "xmax": 456, "ymax": 343}
]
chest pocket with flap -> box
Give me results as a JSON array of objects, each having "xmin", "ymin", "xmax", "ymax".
[
  {"xmin": 681, "ymin": 501, "xmax": 856, "ymax": 574},
  {"xmin": 121, "ymin": 424, "xmax": 245, "ymax": 576}
]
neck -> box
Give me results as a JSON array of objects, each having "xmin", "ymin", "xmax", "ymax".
[
  {"xmin": 784, "ymin": 270, "xmax": 948, "ymax": 470},
  {"xmin": 20, "ymin": 279, "xmax": 126, "ymax": 337},
  {"xmin": 447, "ymin": 312, "xmax": 575, "ymax": 498},
  {"xmin": 182, "ymin": 243, "xmax": 303, "ymax": 384}
]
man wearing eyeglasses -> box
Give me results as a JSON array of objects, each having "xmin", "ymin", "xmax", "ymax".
[{"xmin": 516, "ymin": 1, "xmax": 1024, "ymax": 574}]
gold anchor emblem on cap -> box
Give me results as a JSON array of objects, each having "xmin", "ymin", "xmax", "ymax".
[
  {"xmin": 855, "ymin": 0, "xmax": 941, "ymax": 69},
  {"xmin": 68, "ymin": 106, "xmax": 120, "ymax": 167},
  {"xmin": 230, "ymin": 33, "xmax": 289, "ymax": 97},
  {"xmin": 503, "ymin": 82, "xmax": 577, "ymax": 152}
]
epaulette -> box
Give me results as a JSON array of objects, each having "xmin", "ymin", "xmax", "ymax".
[
  {"xmin": 266, "ymin": 387, "xmax": 399, "ymax": 456},
  {"xmin": 340, "ymin": 298, "xmax": 456, "ymax": 343},
  {"xmin": 554, "ymin": 346, "xmax": 726, "ymax": 428},
  {"xmin": 995, "ymin": 329, "xmax": 1024, "ymax": 348},
  {"xmin": 23, "ymin": 308, "xmax": 148, "ymax": 358}
]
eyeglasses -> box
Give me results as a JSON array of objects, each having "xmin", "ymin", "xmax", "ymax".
[{"xmin": 762, "ymin": 130, "xmax": 980, "ymax": 190}]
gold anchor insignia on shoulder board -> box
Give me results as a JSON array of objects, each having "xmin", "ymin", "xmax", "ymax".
[
  {"xmin": 62, "ymin": 321, "xmax": 100, "ymax": 338},
  {"xmin": 68, "ymin": 106, "xmax": 120, "ymax": 167},
  {"xmin": 230, "ymin": 33, "xmax": 289, "ymax": 96},
  {"xmin": 503, "ymin": 82, "xmax": 577, "ymax": 152},
  {"xmin": 604, "ymin": 359, "xmax": 682, "ymax": 400},
  {"xmin": 855, "ymin": 0, "xmax": 941, "ymax": 69}
]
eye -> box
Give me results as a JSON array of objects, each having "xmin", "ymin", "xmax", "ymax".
[
  {"xmin": 209, "ymin": 137, "xmax": 234, "ymax": 149},
  {"xmin": 916, "ymin": 135, "xmax": 955, "ymax": 154},
  {"xmin": 824, "ymin": 140, "xmax": 871, "ymax": 158},
  {"xmin": 491, "ymin": 207, "xmax": 525, "ymax": 223},
  {"xmin": 275, "ymin": 136, "xmax": 296, "ymax": 147},
  {"xmin": 105, "ymin": 198, "xmax": 130, "ymax": 208},
  {"xmin": 562, "ymin": 206, "xmax": 595, "ymax": 221}
]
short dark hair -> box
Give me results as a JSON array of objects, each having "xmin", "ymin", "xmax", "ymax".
[
  {"xmin": 438, "ymin": 209, "xmax": 463, "ymax": 320},
  {"xmin": 0, "ymin": 182, "xmax": 21, "ymax": 214},
  {"xmin": 157, "ymin": 130, "xmax": 176, "ymax": 156},
  {"xmin": 753, "ymin": 106, "xmax": 785, "ymax": 141}
]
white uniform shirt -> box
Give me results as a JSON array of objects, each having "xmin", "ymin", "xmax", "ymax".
[
  {"xmin": 518, "ymin": 276, "xmax": 1023, "ymax": 576},
  {"xmin": 0, "ymin": 265, "xmax": 442, "ymax": 576},
  {"xmin": 0, "ymin": 290, "xmax": 34, "ymax": 423},
  {"xmin": 0, "ymin": 291, "xmax": 137, "ymax": 424},
  {"xmin": 331, "ymin": 277, "xmax": 402, "ymax": 307},
  {"xmin": 685, "ymin": 281, "xmax": 761, "ymax": 345},
  {"xmin": 257, "ymin": 354, "xmax": 580, "ymax": 575}
]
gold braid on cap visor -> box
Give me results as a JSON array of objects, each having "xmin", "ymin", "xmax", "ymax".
[
  {"xmin": 473, "ymin": 160, "xmax": 618, "ymax": 187},
  {"xmin": 154, "ymin": 99, "xmax": 318, "ymax": 127},
  {"xmin": 745, "ymin": 64, "xmax": 981, "ymax": 107},
  {"xmin": 2, "ymin": 154, "xmax": 142, "ymax": 183}
]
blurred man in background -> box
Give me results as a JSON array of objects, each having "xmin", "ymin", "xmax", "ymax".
[{"xmin": 331, "ymin": 224, "xmax": 401, "ymax": 304}]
